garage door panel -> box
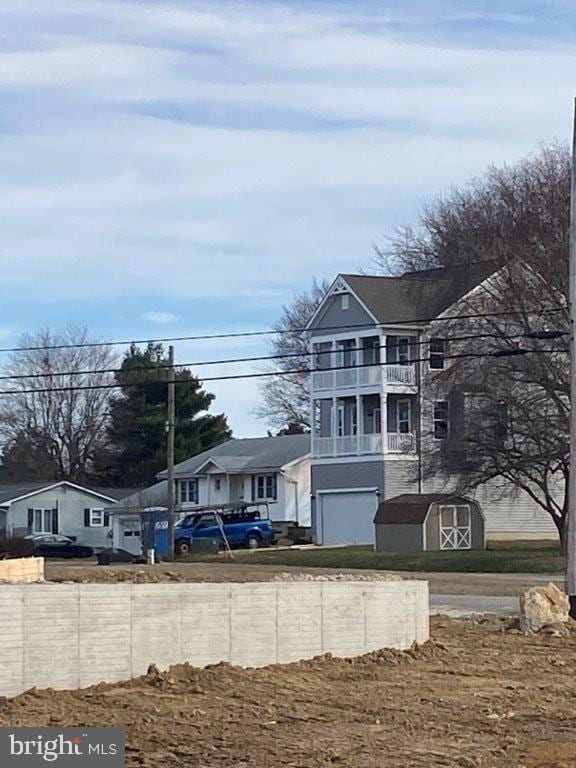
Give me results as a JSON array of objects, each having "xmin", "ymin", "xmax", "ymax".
[{"xmin": 320, "ymin": 492, "xmax": 376, "ymax": 545}]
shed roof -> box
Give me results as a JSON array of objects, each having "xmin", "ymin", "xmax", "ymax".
[
  {"xmin": 340, "ymin": 261, "xmax": 499, "ymax": 326},
  {"xmin": 374, "ymin": 494, "xmax": 473, "ymax": 525}
]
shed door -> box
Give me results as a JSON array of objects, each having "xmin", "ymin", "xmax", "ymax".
[
  {"xmin": 319, "ymin": 491, "xmax": 376, "ymax": 545},
  {"xmin": 439, "ymin": 505, "xmax": 471, "ymax": 550}
]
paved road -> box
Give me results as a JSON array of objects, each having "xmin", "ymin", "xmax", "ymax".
[{"xmin": 430, "ymin": 594, "xmax": 518, "ymax": 617}]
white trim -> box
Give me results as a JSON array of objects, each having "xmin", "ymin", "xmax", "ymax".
[
  {"xmin": 311, "ymin": 455, "xmax": 385, "ymax": 466},
  {"xmin": 2, "ymin": 481, "xmax": 118, "ymax": 506},
  {"xmin": 193, "ymin": 458, "xmax": 229, "ymax": 475},
  {"xmin": 89, "ymin": 508, "xmax": 105, "ymax": 527}
]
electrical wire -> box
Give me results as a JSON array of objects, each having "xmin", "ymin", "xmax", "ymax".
[
  {"xmin": 0, "ymin": 329, "xmax": 567, "ymax": 383},
  {"xmin": 0, "ymin": 306, "xmax": 565, "ymax": 354},
  {"xmin": 0, "ymin": 346, "xmax": 567, "ymax": 398}
]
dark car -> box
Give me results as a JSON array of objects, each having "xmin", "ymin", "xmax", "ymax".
[{"xmin": 25, "ymin": 534, "xmax": 94, "ymax": 559}]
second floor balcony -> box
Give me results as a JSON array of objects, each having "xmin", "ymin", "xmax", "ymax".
[
  {"xmin": 312, "ymin": 432, "xmax": 417, "ymax": 457},
  {"xmin": 312, "ymin": 363, "xmax": 416, "ymax": 392}
]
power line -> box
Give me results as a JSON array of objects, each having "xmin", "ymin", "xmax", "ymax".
[
  {"xmin": 0, "ymin": 306, "xmax": 565, "ymax": 354},
  {"xmin": 0, "ymin": 346, "xmax": 567, "ymax": 398},
  {"xmin": 0, "ymin": 329, "xmax": 567, "ymax": 383}
]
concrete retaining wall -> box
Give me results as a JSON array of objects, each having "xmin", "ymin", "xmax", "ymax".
[{"xmin": 0, "ymin": 580, "xmax": 428, "ymax": 698}]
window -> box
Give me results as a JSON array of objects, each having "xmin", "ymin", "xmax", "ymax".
[
  {"xmin": 341, "ymin": 294, "xmax": 349, "ymax": 310},
  {"xmin": 397, "ymin": 337, "xmax": 410, "ymax": 365},
  {"xmin": 336, "ymin": 339, "xmax": 356, "ymax": 368},
  {"xmin": 254, "ymin": 474, "xmax": 277, "ymax": 501},
  {"xmin": 195, "ymin": 513, "xmax": 218, "ymax": 529},
  {"xmin": 351, "ymin": 403, "xmax": 358, "ymax": 436},
  {"xmin": 397, "ymin": 399, "xmax": 411, "ymax": 434},
  {"xmin": 363, "ymin": 337, "xmax": 380, "ymax": 366},
  {"xmin": 430, "ymin": 338, "xmax": 446, "ymax": 370},
  {"xmin": 179, "ymin": 480, "xmax": 198, "ymax": 504},
  {"xmin": 214, "ymin": 478, "xmax": 222, "ymax": 492},
  {"xmin": 433, "ymin": 401, "xmax": 449, "ymax": 439},
  {"xmin": 372, "ymin": 407, "xmax": 381, "ymax": 434},
  {"xmin": 90, "ymin": 509, "xmax": 104, "ymax": 527},
  {"xmin": 336, "ymin": 403, "xmax": 345, "ymax": 437},
  {"xmin": 33, "ymin": 509, "xmax": 53, "ymax": 534}
]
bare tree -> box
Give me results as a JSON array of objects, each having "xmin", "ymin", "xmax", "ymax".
[
  {"xmin": 421, "ymin": 261, "xmax": 569, "ymax": 542},
  {"xmin": 374, "ymin": 142, "xmax": 570, "ymax": 297},
  {"xmin": 0, "ymin": 326, "xmax": 117, "ymax": 482},
  {"xmin": 256, "ymin": 279, "xmax": 328, "ymax": 431}
]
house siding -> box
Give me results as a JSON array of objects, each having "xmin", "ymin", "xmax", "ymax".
[
  {"xmin": 384, "ymin": 461, "xmax": 419, "ymax": 498},
  {"xmin": 309, "ymin": 293, "xmax": 375, "ymax": 337},
  {"xmin": 311, "ymin": 461, "xmax": 385, "ymax": 493}
]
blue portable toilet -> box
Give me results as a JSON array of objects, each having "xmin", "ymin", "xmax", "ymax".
[{"xmin": 140, "ymin": 508, "xmax": 171, "ymax": 557}]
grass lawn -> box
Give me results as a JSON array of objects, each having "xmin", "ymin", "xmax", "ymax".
[{"xmin": 213, "ymin": 543, "xmax": 565, "ymax": 573}]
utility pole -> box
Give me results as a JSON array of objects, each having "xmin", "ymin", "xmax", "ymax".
[
  {"xmin": 567, "ymin": 98, "xmax": 576, "ymax": 616},
  {"xmin": 166, "ymin": 345, "xmax": 176, "ymax": 558}
]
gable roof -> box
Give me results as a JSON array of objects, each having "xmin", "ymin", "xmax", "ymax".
[
  {"xmin": 321, "ymin": 261, "xmax": 500, "ymax": 328},
  {"xmin": 157, "ymin": 434, "xmax": 310, "ymax": 479},
  {"xmin": 374, "ymin": 493, "xmax": 473, "ymax": 525},
  {"xmin": 0, "ymin": 481, "xmax": 140, "ymax": 506}
]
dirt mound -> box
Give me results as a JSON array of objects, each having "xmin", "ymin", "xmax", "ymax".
[{"xmin": 3, "ymin": 619, "xmax": 576, "ymax": 767}]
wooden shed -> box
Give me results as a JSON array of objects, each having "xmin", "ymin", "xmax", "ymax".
[{"xmin": 374, "ymin": 494, "xmax": 485, "ymax": 552}]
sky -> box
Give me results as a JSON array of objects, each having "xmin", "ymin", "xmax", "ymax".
[{"xmin": 0, "ymin": 0, "xmax": 575, "ymax": 436}]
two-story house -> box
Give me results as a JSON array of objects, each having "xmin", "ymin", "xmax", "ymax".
[{"xmin": 305, "ymin": 263, "xmax": 559, "ymax": 545}]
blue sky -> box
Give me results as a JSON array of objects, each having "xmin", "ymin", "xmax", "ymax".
[{"xmin": 1, "ymin": 0, "xmax": 575, "ymax": 435}]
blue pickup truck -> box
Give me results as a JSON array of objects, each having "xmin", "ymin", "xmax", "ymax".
[{"xmin": 174, "ymin": 507, "xmax": 275, "ymax": 555}]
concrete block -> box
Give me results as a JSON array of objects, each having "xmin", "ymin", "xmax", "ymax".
[
  {"xmin": 321, "ymin": 583, "xmax": 367, "ymax": 657},
  {"xmin": 130, "ymin": 584, "xmax": 185, "ymax": 677},
  {"xmin": 276, "ymin": 583, "xmax": 323, "ymax": 662},
  {"xmin": 229, "ymin": 583, "xmax": 278, "ymax": 667},
  {"xmin": 182, "ymin": 584, "xmax": 232, "ymax": 667},
  {"xmin": 0, "ymin": 586, "xmax": 24, "ymax": 697}
]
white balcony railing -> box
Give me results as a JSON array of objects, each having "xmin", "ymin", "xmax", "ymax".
[
  {"xmin": 387, "ymin": 432, "xmax": 417, "ymax": 453},
  {"xmin": 311, "ymin": 364, "xmax": 415, "ymax": 392},
  {"xmin": 312, "ymin": 432, "xmax": 415, "ymax": 457},
  {"xmin": 385, "ymin": 365, "xmax": 416, "ymax": 385}
]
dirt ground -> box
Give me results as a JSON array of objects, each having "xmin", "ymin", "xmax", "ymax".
[
  {"xmin": 2, "ymin": 617, "xmax": 576, "ymax": 768},
  {"xmin": 44, "ymin": 559, "xmax": 563, "ymax": 596}
]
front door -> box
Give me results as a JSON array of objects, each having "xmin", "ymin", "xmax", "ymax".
[{"xmin": 396, "ymin": 399, "xmax": 411, "ymax": 434}]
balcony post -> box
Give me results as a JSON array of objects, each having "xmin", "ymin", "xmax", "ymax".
[{"xmin": 356, "ymin": 393, "xmax": 362, "ymax": 454}]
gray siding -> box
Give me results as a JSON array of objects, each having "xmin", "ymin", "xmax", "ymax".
[
  {"xmin": 375, "ymin": 524, "xmax": 422, "ymax": 552},
  {"xmin": 384, "ymin": 461, "xmax": 419, "ymax": 498},
  {"xmin": 309, "ymin": 293, "xmax": 375, "ymax": 336},
  {"xmin": 312, "ymin": 461, "xmax": 385, "ymax": 493},
  {"xmin": 8, "ymin": 486, "xmax": 115, "ymax": 548}
]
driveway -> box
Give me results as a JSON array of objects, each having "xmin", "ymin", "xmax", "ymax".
[{"xmin": 429, "ymin": 594, "xmax": 518, "ymax": 617}]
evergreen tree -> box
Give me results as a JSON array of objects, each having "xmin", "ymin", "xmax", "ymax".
[{"xmin": 95, "ymin": 343, "xmax": 231, "ymax": 486}]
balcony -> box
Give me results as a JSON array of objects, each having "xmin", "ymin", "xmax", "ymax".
[
  {"xmin": 311, "ymin": 364, "xmax": 416, "ymax": 392},
  {"xmin": 312, "ymin": 432, "xmax": 416, "ymax": 457}
]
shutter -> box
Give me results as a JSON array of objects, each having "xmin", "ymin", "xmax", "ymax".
[
  {"xmin": 27, "ymin": 509, "xmax": 34, "ymax": 534},
  {"xmin": 251, "ymin": 476, "xmax": 255, "ymax": 501},
  {"xmin": 272, "ymin": 474, "xmax": 278, "ymax": 500},
  {"xmin": 84, "ymin": 508, "xmax": 91, "ymax": 527},
  {"xmin": 103, "ymin": 511, "xmax": 110, "ymax": 527},
  {"xmin": 51, "ymin": 509, "xmax": 59, "ymax": 534}
]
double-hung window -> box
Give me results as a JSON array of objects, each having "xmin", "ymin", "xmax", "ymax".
[
  {"xmin": 179, "ymin": 480, "xmax": 198, "ymax": 504},
  {"xmin": 429, "ymin": 338, "xmax": 446, "ymax": 370},
  {"xmin": 90, "ymin": 509, "xmax": 104, "ymax": 527},
  {"xmin": 433, "ymin": 401, "xmax": 449, "ymax": 439},
  {"xmin": 33, "ymin": 509, "xmax": 54, "ymax": 534},
  {"xmin": 254, "ymin": 474, "xmax": 277, "ymax": 501}
]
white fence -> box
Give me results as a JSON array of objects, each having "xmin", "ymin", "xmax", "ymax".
[{"xmin": 312, "ymin": 364, "xmax": 416, "ymax": 392}]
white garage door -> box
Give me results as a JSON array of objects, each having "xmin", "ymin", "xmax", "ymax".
[{"xmin": 319, "ymin": 491, "xmax": 377, "ymax": 545}]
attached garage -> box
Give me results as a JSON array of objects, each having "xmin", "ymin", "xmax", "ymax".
[
  {"xmin": 317, "ymin": 490, "xmax": 378, "ymax": 545},
  {"xmin": 374, "ymin": 494, "xmax": 485, "ymax": 552}
]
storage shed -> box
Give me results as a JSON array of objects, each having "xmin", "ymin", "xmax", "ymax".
[{"xmin": 374, "ymin": 494, "xmax": 485, "ymax": 552}]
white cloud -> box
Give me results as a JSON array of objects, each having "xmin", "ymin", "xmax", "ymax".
[{"xmin": 141, "ymin": 311, "xmax": 178, "ymax": 324}]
